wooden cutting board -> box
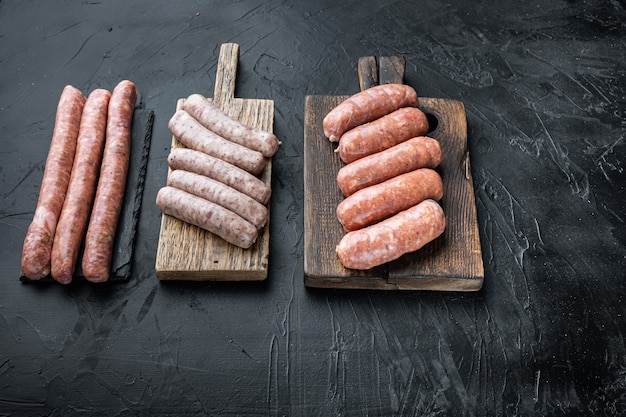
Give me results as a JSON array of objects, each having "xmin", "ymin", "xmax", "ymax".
[
  {"xmin": 303, "ymin": 56, "xmax": 484, "ymax": 291},
  {"xmin": 155, "ymin": 43, "xmax": 273, "ymax": 281}
]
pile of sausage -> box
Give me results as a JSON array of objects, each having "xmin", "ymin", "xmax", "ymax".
[
  {"xmin": 21, "ymin": 81, "xmax": 137, "ymax": 284},
  {"xmin": 323, "ymin": 84, "xmax": 446, "ymax": 270},
  {"xmin": 156, "ymin": 94, "xmax": 280, "ymax": 249}
]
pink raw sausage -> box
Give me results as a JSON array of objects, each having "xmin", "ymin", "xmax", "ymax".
[
  {"xmin": 336, "ymin": 199, "xmax": 446, "ymax": 270},
  {"xmin": 182, "ymin": 93, "xmax": 280, "ymax": 157},
  {"xmin": 336, "ymin": 136, "xmax": 442, "ymax": 196},
  {"xmin": 167, "ymin": 169, "xmax": 268, "ymax": 230},
  {"xmin": 168, "ymin": 109, "xmax": 265, "ymax": 176},
  {"xmin": 167, "ymin": 147, "xmax": 271, "ymax": 205},
  {"xmin": 51, "ymin": 88, "xmax": 111, "ymax": 284},
  {"xmin": 336, "ymin": 168, "xmax": 443, "ymax": 232},
  {"xmin": 323, "ymin": 84, "xmax": 418, "ymax": 142},
  {"xmin": 21, "ymin": 85, "xmax": 86, "ymax": 280},
  {"xmin": 82, "ymin": 80, "xmax": 137, "ymax": 283},
  {"xmin": 156, "ymin": 186, "xmax": 258, "ymax": 249},
  {"xmin": 336, "ymin": 107, "xmax": 429, "ymax": 164}
]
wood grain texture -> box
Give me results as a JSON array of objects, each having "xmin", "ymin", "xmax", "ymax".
[
  {"xmin": 155, "ymin": 43, "xmax": 273, "ymax": 281},
  {"xmin": 303, "ymin": 56, "xmax": 483, "ymax": 291},
  {"xmin": 357, "ymin": 57, "xmax": 378, "ymax": 91},
  {"xmin": 378, "ymin": 56, "xmax": 405, "ymax": 85}
]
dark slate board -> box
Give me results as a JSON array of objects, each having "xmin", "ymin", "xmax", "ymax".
[{"xmin": 20, "ymin": 107, "xmax": 154, "ymax": 284}]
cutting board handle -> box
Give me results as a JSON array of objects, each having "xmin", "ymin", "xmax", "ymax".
[
  {"xmin": 357, "ymin": 56, "xmax": 406, "ymax": 91},
  {"xmin": 213, "ymin": 43, "xmax": 239, "ymax": 108}
]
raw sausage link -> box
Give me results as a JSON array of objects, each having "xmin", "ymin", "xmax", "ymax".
[
  {"xmin": 156, "ymin": 186, "xmax": 258, "ymax": 249},
  {"xmin": 336, "ymin": 199, "xmax": 446, "ymax": 270},
  {"xmin": 167, "ymin": 147, "xmax": 271, "ymax": 205},
  {"xmin": 51, "ymin": 88, "xmax": 111, "ymax": 284},
  {"xmin": 337, "ymin": 136, "xmax": 442, "ymax": 196},
  {"xmin": 336, "ymin": 168, "xmax": 443, "ymax": 232},
  {"xmin": 168, "ymin": 109, "xmax": 265, "ymax": 176},
  {"xmin": 323, "ymin": 84, "xmax": 418, "ymax": 142},
  {"xmin": 167, "ymin": 169, "xmax": 268, "ymax": 230},
  {"xmin": 82, "ymin": 80, "xmax": 137, "ymax": 283},
  {"xmin": 21, "ymin": 85, "xmax": 86, "ymax": 280},
  {"xmin": 182, "ymin": 93, "xmax": 281, "ymax": 157},
  {"xmin": 336, "ymin": 107, "xmax": 429, "ymax": 163}
]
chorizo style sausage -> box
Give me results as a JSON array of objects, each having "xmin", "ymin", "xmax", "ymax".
[
  {"xmin": 182, "ymin": 93, "xmax": 281, "ymax": 157},
  {"xmin": 336, "ymin": 199, "xmax": 446, "ymax": 270},
  {"xmin": 336, "ymin": 136, "xmax": 443, "ymax": 197},
  {"xmin": 168, "ymin": 109, "xmax": 265, "ymax": 176},
  {"xmin": 167, "ymin": 169, "xmax": 268, "ymax": 230},
  {"xmin": 156, "ymin": 186, "xmax": 258, "ymax": 249},
  {"xmin": 167, "ymin": 148, "xmax": 271, "ymax": 205},
  {"xmin": 336, "ymin": 168, "xmax": 443, "ymax": 232},
  {"xmin": 21, "ymin": 85, "xmax": 86, "ymax": 280},
  {"xmin": 322, "ymin": 84, "xmax": 418, "ymax": 142},
  {"xmin": 51, "ymin": 88, "xmax": 111, "ymax": 284},
  {"xmin": 336, "ymin": 107, "xmax": 429, "ymax": 164},
  {"xmin": 82, "ymin": 80, "xmax": 137, "ymax": 283}
]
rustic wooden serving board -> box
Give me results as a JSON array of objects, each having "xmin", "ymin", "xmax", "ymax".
[
  {"xmin": 155, "ymin": 43, "xmax": 273, "ymax": 281},
  {"xmin": 303, "ymin": 56, "xmax": 484, "ymax": 291}
]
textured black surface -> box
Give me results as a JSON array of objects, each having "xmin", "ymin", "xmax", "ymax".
[{"xmin": 1, "ymin": 1, "xmax": 625, "ymax": 415}]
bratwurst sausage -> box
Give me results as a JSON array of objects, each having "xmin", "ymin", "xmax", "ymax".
[
  {"xmin": 323, "ymin": 84, "xmax": 418, "ymax": 142},
  {"xmin": 167, "ymin": 169, "xmax": 268, "ymax": 230},
  {"xmin": 156, "ymin": 186, "xmax": 258, "ymax": 249},
  {"xmin": 51, "ymin": 88, "xmax": 111, "ymax": 284},
  {"xmin": 82, "ymin": 80, "xmax": 137, "ymax": 283},
  {"xmin": 336, "ymin": 199, "xmax": 445, "ymax": 270},
  {"xmin": 336, "ymin": 168, "xmax": 443, "ymax": 232},
  {"xmin": 336, "ymin": 136, "xmax": 442, "ymax": 196},
  {"xmin": 21, "ymin": 85, "xmax": 86, "ymax": 280},
  {"xmin": 167, "ymin": 148, "xmax": 271, "ymax": 205},
  {"xmin": 182, "ymin": 93, "xmax": 280, "ymax": 157},
  {"xmin": 336, "ymin": 107, "xmax": 429, "ymax": 163},
  {"xmin": 168, "ymin": 109, "xmax": 265, "ymax": 176}
]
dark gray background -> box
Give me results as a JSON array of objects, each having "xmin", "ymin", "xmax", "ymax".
[{"xmin": 1, "ymin": 0, "xmax": 625, "ymax": 415}]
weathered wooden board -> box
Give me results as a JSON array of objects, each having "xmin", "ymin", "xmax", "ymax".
[
  {"xmin": 155, "ymin": 43, "xmax": 273, "ymax": 281},
  {"xmin": 303, "ymin": 56, "xmax": 484, "ymax": 291}
]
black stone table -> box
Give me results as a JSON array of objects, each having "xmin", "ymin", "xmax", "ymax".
[{"xmin": 1, "ymin": 1, "xmax": 624, "ymax": 415}]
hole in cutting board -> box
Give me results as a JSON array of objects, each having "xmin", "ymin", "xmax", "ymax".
[{"xmin": 424, "ymin": 112, "xmax": 439, "ymax": 134}]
